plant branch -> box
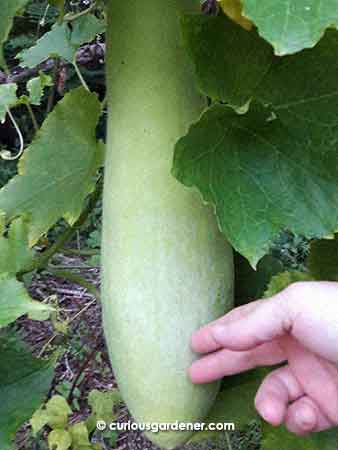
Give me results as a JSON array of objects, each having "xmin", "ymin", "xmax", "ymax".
[
  {"xmin": 25, "ymin": 103, "xmax": 39, "ymax": 132},
  {"xmin": 68, "ymin": 344, "xmax": 98, "ymax": 403}
]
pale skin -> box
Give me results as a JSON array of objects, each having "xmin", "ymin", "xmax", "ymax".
[{"xmin": 189, "ymin": 282, "xmax": 338, "ymax": 435}]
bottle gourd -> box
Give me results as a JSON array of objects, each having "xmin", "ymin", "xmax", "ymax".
[{"xmin": 102, "ymin": 0, "xmax": 234, "ymax": 447}]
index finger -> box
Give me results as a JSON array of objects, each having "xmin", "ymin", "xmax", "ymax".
[{"xmin": 191, "ymin": 300, "xmax": 264, "ymax": 354}]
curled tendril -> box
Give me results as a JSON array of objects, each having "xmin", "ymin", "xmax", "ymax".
[{"xmin": 0, "ymin": 107, "xmax": 24, "ymax": 161}]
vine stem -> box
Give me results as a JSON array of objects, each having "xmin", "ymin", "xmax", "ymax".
[
  {"xmin": 25, "ymin": 103, "xmax": 39, "ymax": 132},
  {"xmin": 1, "ymin": 108, "xmax": 24, "ymax": 161},
  {"xmin": 64, "ymin": 2, "xmax": 97, "ymax": 22},
  {"xmin": 73, "ymin": 59, "xmax": 90, "ymax": 91},
  {"xmin": 68, "ymin": 343, "xmax": 98, "ymax": 403}
]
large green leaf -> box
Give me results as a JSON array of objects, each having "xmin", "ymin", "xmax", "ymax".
[
  {"xmin": 173, "ymin": 101, "xmax": 338, "ymax": 266},
  {"xmin": 0, "ymin": 274, "xmax": 53, "ymax": 327},
  {"xmin": 0, "ymin": 87, "xmax": 104, "ymax": 244},
  {"xmin": 0, "ymin": 0, "xmax": 29, "ymax": 68},
  {"xmin": 0, "ymin": 217, "xmax": 34, "ymax": 275},
  {"xmin": 181, "ymin": 14, "xmax": 338, "ymax": 109},
  {"xmin": 261, "ymin": 423, "xmax": 338, "ymax": 450},
  {"xmin": 181, "ymin": 14, "xmax": 273, "ymax": 108},
  {"xmin": 31, "ymin": 395, "xmax": 72, "ymax": 433},
  {"xmin": 18, "ymin": 14, "xmax": 105, "ymax": 68},
  {"xmin": 0, "ymin": 333, "xmax": 54, "ymax": 450},
  {"xmin": 243, "ymin": 0, "xmax": 338, "ymax": 55},
  {"xmin": 174, "ymin": 26, "xmax": 338, "ymax": 266}
]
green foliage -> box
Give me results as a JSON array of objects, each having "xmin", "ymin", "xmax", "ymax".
[
  {"xmin": 0, "ymin": 273, "xmax": 53, "ymax": 326},
  {"xmin": 174, "ymin": 14, "xmax": 338, "ymax": 266},
  {"xmin": 242, "ymin": 0, "xmax": 338, "ymax": 55},
  {"xmin": 0, "ymin": 162, "xmax": 17, "ymax": 189},
  {"xmin": 0, "ymin": 83, "xmax": 18, "ymax": 122},
  {"xmin": 189, "ymin": 370, "xmax": 265, "ymax": 443},
  {"xmin": 31, "ymin": 395, "xmax": 72, "ymax": 432},
  {"xmin": 0, "ymin": 0, "xmax": 30, "ymax": 68},
  {"xmin": 271, "ymin": 231, "xmax": 310, "ymax": 271},
  {"xmin": 235, "ymin": 253, "xmax": 283, "ymax": 305},
  {"xmin": 27, "ymin": 71, "xmax": 53, "ymax": 105},
  {"xmin": 1, "ymin": 2, "xmax": 338, "ymax": 450},
  {"xmin": 0, "ymin": 332, "xmax": 54, "ymax": 450},
  {"xmin": 264, "ymin": 271, "xmax": 312, "ymax": 297},
  {"xmin": 32, "ymin": 390, "xmax": 120, "ymax": 450},
  {"xmin": 181, "ymin": 13, "xmax": 272, "ymax": 108},
  {"xmin": 4, "ymin": 33, "xmax": 37, "ymax": 53},
  {"xmin": 0, "ymin": 217, "xmax": 53, "ymax": 325},
  {"xmin": 48, "ymin": 429, "xmax": 72, "ymax": 450},
  {"xmin": 18, "ymin": 14, "xmax": 105, "ymax": 67},
  {"xmin": 0, "ymin": 87, "xmax": 104, "ymax": 245},
  {"xmin": 0, "ymin": 216, "xmax": 34, "ymax": 275},
  {"xmin": 218, "ymin": 0, "xmax": 253, "ymax": 30},
  {"xmin": 48, "ymin": 0, "xmax": 65, "ymax": 19},
  {"xmin": 307, "ymin": 236, "xmax": 338, "ymax": 281},
  {"xmin": 261, "ymin": 423, "xmax": 338, "ymax": 450},
  {"xmin": 86, "ymin": 389, "xmax": 122, "ymax": 433},
  {"xmin": 25, "ymin": 0, "xmax": 59, "ymax": 25},
  {"xmin": 69, "ymin": 422, "xmax": 95, "ymax": 450}
]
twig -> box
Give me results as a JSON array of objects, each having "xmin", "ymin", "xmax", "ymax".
[
  {"xmin": 38, "ymin": 333, "xmax": 58, "ymax": 357},
  {"xmin": 49, "ymin": 264, "xmax": 98, "ymax": 270},
  {"xmin": 25, "ymin": 102, "xmax": 39, "ymax": 132},
  {"xmin": 68, "ymin": 344, "xmax": 98, "ymax": 403},
  {"xmin": 68, "ymin": 299, "xmax": 96, "ymax": 323},
  {"xmin": 62, "ymin": 248, "xmax": 99, "ymax": 256}
]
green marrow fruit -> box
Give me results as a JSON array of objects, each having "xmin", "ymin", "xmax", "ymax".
[{"xmin": 102, "ymin": 1, "xmax": 234, "ymax": 448}]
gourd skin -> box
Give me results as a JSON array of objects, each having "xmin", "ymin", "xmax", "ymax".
[{"xmin": 102, "ymin": 1, "xmax": 234, "ymax": 448}]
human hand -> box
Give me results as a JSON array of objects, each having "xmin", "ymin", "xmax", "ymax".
[{"xmin": 189, "ymin": 282, "xmax": 338, "ymax": 435}]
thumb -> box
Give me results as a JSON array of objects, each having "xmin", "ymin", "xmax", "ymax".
[{"xmin": 209, "ymin": 288, "xmax": 293, "ymax": 351}]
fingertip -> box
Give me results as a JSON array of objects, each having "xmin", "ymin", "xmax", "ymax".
[
  {"xmin": 190, "ymin": 326, "xmax": 222, "ymax": 354},
  {"xmin": 255, "ymin": 391, "xmax": 286, "ymax": 426},
  {"xmin": 285, "ymin": 398, "xmax": 318, "ymax": 435},
  {"xmin": 295, "ymin": 404, "xmax": 317, "ymax": 431},
  {"xmin": 188, "ymin": 360, "xmax": 207, "ymax": 384}
]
